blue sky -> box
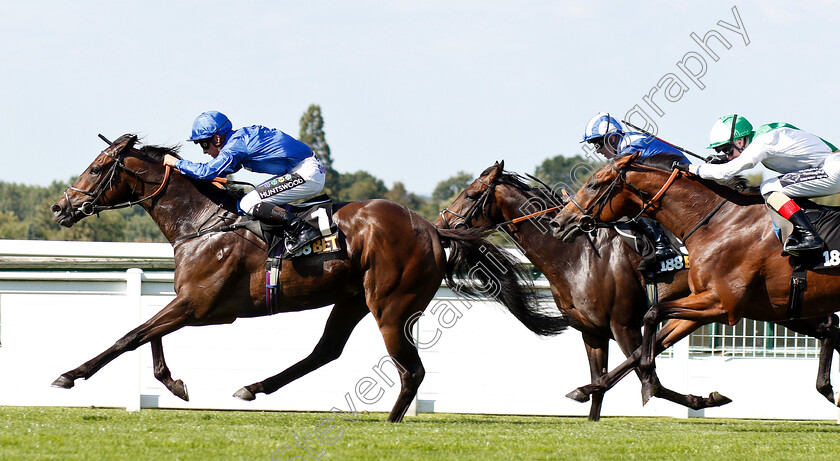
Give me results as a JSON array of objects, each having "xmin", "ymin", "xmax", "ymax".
[{"xmin": 2, "ymin": 1, "xmax": 839, "ymax": 195}]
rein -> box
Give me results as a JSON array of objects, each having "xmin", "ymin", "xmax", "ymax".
[
  {"xmin": 66, "ymin": 134, "xmax": 245, "ymax": 218},
  {"xmin": 572, "ymin": 160, "xmax": 735, "ymax": 241},
  {"xmin": 440, "ymin": 172, "xmax": 565, "ymax": 230},
  {"xmin": 63, "ymin": 146, "xmax": 174, "ymax": 217},
  {"xmin": 569, "ymin": 162, "xmax": 681, "ymax": 233}
]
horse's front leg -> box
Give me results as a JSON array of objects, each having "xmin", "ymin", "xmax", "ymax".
[
  {"xmin": 51, "ymin": 296, "xmax": 194, "ymax": 390},
  {"xmin": 580, "ymin": 333, "xmax": 610, "ymax": 421},
  {"xmin": 639, "ymin": 292, "xmax": 725, "ymax": 405},
  {"xmin": 611, "ymin": 319, "xmax": 731, "ymax": 411}
]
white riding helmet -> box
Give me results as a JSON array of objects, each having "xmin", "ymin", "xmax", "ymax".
[{"xmin": 582, "ymin": 112, "xmax": 624, "ymax": 142}]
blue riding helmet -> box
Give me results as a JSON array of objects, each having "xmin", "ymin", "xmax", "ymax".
[
  {"xmin": 582, "ymin": 112, "xmax": 624, "ymax": 142},
  {"xmin": 187, "ymin": 111, "xmax": 233, "ymax": 141}
]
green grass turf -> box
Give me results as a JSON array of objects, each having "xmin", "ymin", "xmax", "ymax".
[{"xmin": 2, "ymin": 406, "xmax": 840, "ymax": 460}]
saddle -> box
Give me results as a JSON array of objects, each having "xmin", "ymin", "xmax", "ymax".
[
  {"xmin": 264, "ymin": 195, "xmax": 344, "ymax": 313},
  {"xmin": 767, "ymin": 199, "xmax": 840, "ymax": 319}
]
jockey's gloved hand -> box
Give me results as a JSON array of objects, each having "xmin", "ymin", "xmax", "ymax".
[
  {"xmin": 672, "ymin": 161, "xmax": 690, "ymax": 173},
  {"xmin": 705, "ymin": 153, "xmax": 729, "ymax": 164}
]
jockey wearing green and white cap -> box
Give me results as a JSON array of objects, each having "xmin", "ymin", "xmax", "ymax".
[{"xmin": 687, "ymin": 114, "xmax": 840, "ymax": 255}]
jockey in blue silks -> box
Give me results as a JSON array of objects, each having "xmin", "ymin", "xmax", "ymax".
[
  {"xmin": 163, "ymin": 110, "xmax": 325, "ymax": 253},
  {"xmin": 582, "ymin": 112, "xmax": 690, "ymax": 261}
]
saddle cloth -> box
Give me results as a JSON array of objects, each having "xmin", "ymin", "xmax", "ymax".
[
  {"xmin": 264, "ymin": 195, "xmax": 343, "ymax": 313},
  {"xmin": 613, "ymin": 221, "xmax": 689, "ymax": 275}
]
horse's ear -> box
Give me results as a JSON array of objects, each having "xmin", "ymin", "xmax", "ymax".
[
  {"xmin": 487, "ymin": 160, "xmax": 504, "ymax": 182},
  {"xmin": 124, "ymin": 135, "xmax": 138, "ymax": 151},
  {"xmin": 614, "ymin": 153, "xmax": 639, "ymax": 169},
  {"xmin": 107, "ymin": 134, "xmax": 138, "ymax": 155}
]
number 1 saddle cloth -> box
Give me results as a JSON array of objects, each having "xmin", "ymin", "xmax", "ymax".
[{"xmin": 264, "ymin": 195, "xmax": 345, "ymax": 313}]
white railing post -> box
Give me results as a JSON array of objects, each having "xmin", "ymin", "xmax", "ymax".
[
  {"xmin": 670, "ymin": 337, "xmax": 698, "ymax": 418},
  {"xmin": 125, "ymin": 268, "xmax": 143, "ymax": 412}
]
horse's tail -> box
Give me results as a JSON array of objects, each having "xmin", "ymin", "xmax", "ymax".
[{"xmin": 436, "ymin": 227, "xmax": 569, "ymax": 336}]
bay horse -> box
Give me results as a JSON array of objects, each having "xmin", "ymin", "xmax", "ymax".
[
  {"xmin": 49, "ymin": 135, "xmax": 568, "ymax": 422},
  {"xmin": 438, "ymin": 161, "xmax": 839, "ymax": 418},
  {"xmin": 550, "ymin": 153, "xmax": 840, "ymax": 406}
]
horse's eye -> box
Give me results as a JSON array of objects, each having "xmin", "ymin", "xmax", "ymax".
[
  {"xmin": 586, "ymin": 181, "xmax": 599, "ymax": 190},
  {"xmin": 89, "ymin": 166, "xmax": 101, "ymax": 175}
]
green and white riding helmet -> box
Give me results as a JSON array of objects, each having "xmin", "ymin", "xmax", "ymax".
[{"xmin": 708, "ymin": 114, "xmax": 754, "ymax": 149}]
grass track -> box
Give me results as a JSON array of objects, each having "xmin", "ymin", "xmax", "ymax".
[{"xmin": 2, "ymin": 406, "xmax": 840, "ymax": 460}]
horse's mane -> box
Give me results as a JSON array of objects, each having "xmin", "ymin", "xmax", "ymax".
[
  {"xmin": 635, "ymin": 153, "xmax": 761, "ymax": 196},
  {"xmin": 137, "ymin": 143, "xmax": 182, "ymax": 163},
  {"xmin": 478, "ymin": 165, "xmax": 564, "ymax": 206},
  {"xmin": 133, "ymin": 140, "xmax": 246, "ymax": 201}
]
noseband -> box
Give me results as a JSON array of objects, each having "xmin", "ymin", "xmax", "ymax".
[{"xmin": 439, "ymin": 178, "xmax": 495, "ymax": 229}]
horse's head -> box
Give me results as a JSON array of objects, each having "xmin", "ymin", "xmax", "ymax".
[
  {"xmin": 50, "ymin": 134, "xmax": 169, "ymax": 227},
  {"xmin": 549, "ymin": 153, "xmax": 646, "ymax": 242},
  {"xmin": 435, "ymin": 161, "xmax": 505, "ymax": 229}
]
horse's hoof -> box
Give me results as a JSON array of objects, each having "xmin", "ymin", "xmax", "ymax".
[
  {"xmin": 51, "ymin": 376, "xmax": 74, "ymax": 389},
  {"xmin": 171, "ymin": 379, "xmax": 189, "ymax": 402},
  {"xmin": 817, "ymin": 386, "xmax": 835, "ymax": 404},
  {"xmin": 641, "ymin": 383, "xmax": 659, "ymax": 405},
  {"xmin": 233, "ymin": 387, "xmax": 256, "ymax": 401},
  {"xmin": 565, "ymin": 388, "xmax": 591, "ymax": 403},
  {"xmin": 709, "ymin": 391, "xmax": 732, "ymax": 407}
]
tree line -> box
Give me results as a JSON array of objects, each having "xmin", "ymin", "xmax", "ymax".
[{"xmin": 0, "ymin": 104, "xmax": 599, "ymax": 242}]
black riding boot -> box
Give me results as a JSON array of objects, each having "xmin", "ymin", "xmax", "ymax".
[
  {"xmin": 638, "ymin": 218, "xmax": 678, "ymax": 260},
  {"xmin": 252, "ymin": 204, "xmax": 321, "ymax": 254},
  {"xmin": 285, "ymin": 215, "xmax": 322, "ymax": 254},
  {"xmin": 784, "ymin": 210, "xmax": 825, "ymax": 254}
]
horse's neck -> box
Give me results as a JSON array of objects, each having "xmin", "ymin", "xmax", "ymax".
[
  {"xmin": 497, "ymin": 188, "xmax": 583, "ymax": 270},
  {"xmin": 648, "ymin": 175, "xmax": 762, "ymax": 242},
  {"xmin": 141, "ymin": 173, "xmax": 237, "ymax": 243}
]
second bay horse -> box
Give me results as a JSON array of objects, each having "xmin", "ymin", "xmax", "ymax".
[{"xmin": 550, "ymin": 153, "xmax": 840, "ymax": 405}]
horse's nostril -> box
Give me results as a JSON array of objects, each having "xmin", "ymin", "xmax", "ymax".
[{"xmin": 50, "ymin": 204, "xmax": 62, "ymax": 213}]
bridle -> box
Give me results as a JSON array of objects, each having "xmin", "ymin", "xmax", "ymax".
[
  {"xmin": 565, "ymin": 161, "xmax": 681, "ymax": 233},
  {"xmin": 60, "ymin": 137, "xmax": 172, "ymax": 219},
  {"xmin": 439, "ymin": 178, "xmax": 496, "ymax": 229},
  {"xmin": 439, "ymin": 172, "xmax": 567, "ymax": 230}
]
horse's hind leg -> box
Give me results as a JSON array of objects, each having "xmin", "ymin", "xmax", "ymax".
[
  {"xmin": 151, "ymin": 338, "xmax": 189, "ymax": 401},
  {"xmin": 234, "ymin": 296, "xmax": 369, "ymax": 400},
  {"xmin": 779, "ymin": 314, "xmax": 840, "ymax": 404},
  {"xmin": 376, "ymin": 318, "xmax": 425, "ymax": 423},
  {"xmin": 51, "ymin": 297, "xmax": 193, "ymax": 390}
]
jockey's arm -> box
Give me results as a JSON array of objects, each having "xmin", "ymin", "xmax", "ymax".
[
  {"xmin": 173, "ymin": 150, "xmax": 242, "ymax": 180},
  {"xmin": 694, "ymin": 138, "xmax": 769, "ymax": 180}
]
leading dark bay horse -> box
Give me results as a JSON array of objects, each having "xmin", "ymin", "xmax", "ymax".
[
  {"xmin": 49, "ymin": 135, "xmax": 568, "ymax": 422},
  {"xmin": 437, "ymin": 161, "xmax": 840, "ymax": 419},
  {"xmin": 550, "ymin": 153, "xmax": 840, "ymax": 406}
]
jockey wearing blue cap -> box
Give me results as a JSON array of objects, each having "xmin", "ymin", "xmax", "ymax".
[
  {"xmin": 163, "ymin": 110, "xmax": 325, "ymax": 253},
  {"xmin": 582, "ymin": 112, "xmax": 690, "ymax": 261},
  {"xmin": 582, "ymin": 112, "xmax": 691, "ymax": 163}
]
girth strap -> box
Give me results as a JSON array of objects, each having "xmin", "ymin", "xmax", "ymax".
[{"xmin": 173, "ymin": 219, "xmax": 265, "ymax": 243}]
